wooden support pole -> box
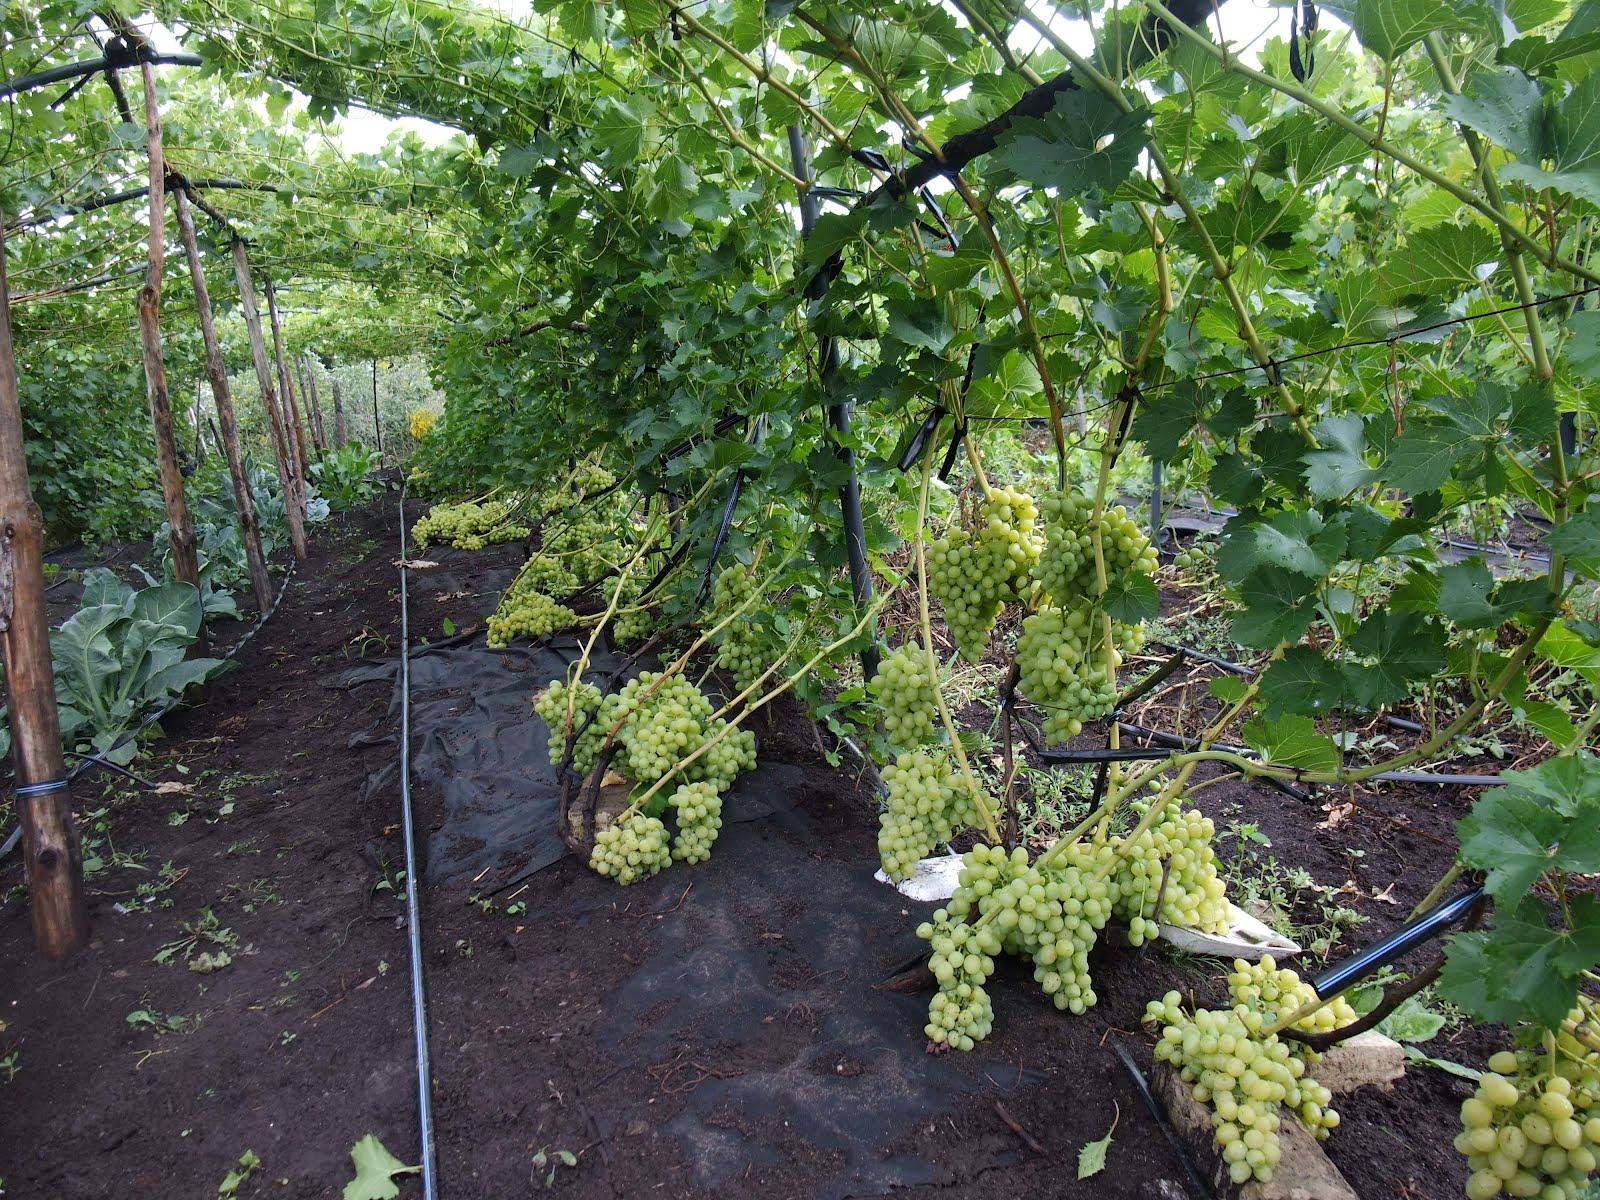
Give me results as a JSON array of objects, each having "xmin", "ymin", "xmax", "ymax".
[
  {"xmin": 230, "ymin": 238, "xmax": 307, "ymax": 561},
  {"xmin": 302, "ymin": 356, "xmax": 327, "ymax": 452},
  {"xmin": 174, "ymin": 187, "xmax": 273, "ymax": 613},
  {"xmin": 135, "ymin": 61, "xmax": 203, "ymax": 649},
  {"xmin": 0, "ymin": 219, "xmax": 88, "ymax": 960},
  {"xmin": 371, "ymin": 360, "xmax": 384, "ymax": 458},
  {"xmin": 263, "ymin": 277, "xmax": 310, "ymax": 515},
  {"xmin": 332, "ymin": 376, "xmax": 348, "ymax": 449}
]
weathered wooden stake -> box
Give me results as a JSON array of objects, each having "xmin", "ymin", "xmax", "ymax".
[
  {"xmin": 135, "ymin": 61, "xmax": 203, "ymax": 647},
  {"xmin": 331, "ymin": 376, "xmax": 348, "ymax": 449},
  {"xmin": 302, "ymin": 355, "xmax": 327, "ymax": 452},
  {"xmin": 0, "ymin": 220, "xmax": 88, "ymax": 960},
  {"xmin": 264, "ymin": 277, "xmax": 311, "ymax": 497},
  {"xmin": 174, "ymin": 186, "xmax": 274, "ymax": 612},
  {"xmin": 230, "ymin": 238, "xmax": 308, "ymax": 561},
  {"xmin": 371, "ymin": 360, "xmax": 384, "ymax": 458}
]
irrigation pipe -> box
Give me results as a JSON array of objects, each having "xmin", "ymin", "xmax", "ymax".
[
  {"xmin": 0, "ymin": 555, "xmax": 297, "ymax": 862},
  {"xmin": 397, "ymin": 482, "xmax": 440, "ymax": 1200}
]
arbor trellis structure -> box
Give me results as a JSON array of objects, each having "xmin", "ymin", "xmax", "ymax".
[{"xmin": 3, "ymin": 0, "xmax": 1600, "ymax": 1191}]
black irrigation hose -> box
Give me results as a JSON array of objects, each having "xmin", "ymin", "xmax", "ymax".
[
  {"xmin": 1108, "ymin": 1034, "xmax": 1218, "ymax": 1200},
  {"xmin": 0, "ymin": 557, "xmax": 298, "ymax": 863},
  {"xmin": 396, "ymin": 484, "xmax": 441, "ymax": 1200},
  {"xmin": 693, "ymin": 467, "xmax": 747, "ymax": 608},
  {"xmin": 0, "ymin": 50, "xmax": 201, "ymax": 97}
]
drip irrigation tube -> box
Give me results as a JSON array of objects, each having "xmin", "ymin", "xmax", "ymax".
[
  {"xmin": 1108, "ymin": 1034, "xmax": 1218, "ymax": 1200},
  {"xmin": 397, "ymin": 484, "xmax": 441, "ymax": 1200},
  {"xmin": 0, "ymin": 556, "xmax": 297, "ymax": 863}
]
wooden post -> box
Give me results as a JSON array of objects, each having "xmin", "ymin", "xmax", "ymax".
[
  {"xmin": 135, "ymin": 61, "xmax": 204, "ymax": 649},
  {"xmin": 0, "ymin": 220, "xmax": 88, "ymax": 959},
  {"xmin": 331, "ymin": 376, "xmax": 348, "ymax": 448},
  {"xmin": 230, "ymin": 238, "xmax": 307, "ymax": 561},
  {"xmin": 174, "ymin": 187, "xmax": 274, "ymax": 612},
  {"xmin": 370, "ymin": 360, "xmax": 384, "ymax": 458},
  {"xmin": 263, "ymin": 277, "xmax": 309, "ymax": 515},
  {"xmin": 301, "ymin": 355, "xmax": 327, "ymax": 452}
]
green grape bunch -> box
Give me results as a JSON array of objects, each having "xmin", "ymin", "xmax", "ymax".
[
  {"xmin": 927, "ymin": 487, "xmax": 1044, "ymax": 664},
  {"xmin": 486, "ymin": 590, "xmax": 576, "ymax": 648},
  {"xmin": 1112, "ymin": 796, "xmax": 1230, "ymax": 939},
  {"xmin": 1016, "ymin": 603, "xmax": 1120, "ymax": 740},
  {"xmin": 1455, "ymin": 1023, "xmax": 1600, "ymax": 1200},
  {"xmin": 877, "ymin": 750, "xmax": 982, "ymax": 881},
  {"xmin": 869, "ymin": 644, "xmax": 939, "ymax": 753},
  {"xmin": 711, "ymin": 566, "xmax": 769, "ymax": 692},
  {"xmin": 1035, "ymin": 490, "xmax": 1159, "ymax": 604},
  {"xmin": 411, "ymin": 498, "xmax": 528, "ymax": 551},
  {"xmin": 589, "ymin": 811, "xmax": 672, "ymax": 885},
  {"xmin": 534, "ymin": 678, "xmax": 606, "ymax": 775},
  {"xmin": 669, "ymin": 780, "xmax": 724, "ymax": 864}
]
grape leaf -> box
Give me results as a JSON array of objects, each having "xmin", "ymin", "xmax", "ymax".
[
  {"xmin": 1258, "ymin": 646, "xmax": 1346, "ymax": 718},
  {"xmin": 1391, "ymin": 222, "xmax": 1501, "ymax": 295},
  {"xmin": 1230, "ymin": 566, "xmax": 1319, "ymax": 649},
  {"xmin": 990, "ymin": 89, "xmax": 1150, "ymax": 198},
  {"xmin": 1209, "ymin": 675, "xmax": 1250, "ymax": 704},
  {"xmin": 1252, "ymin": 509, "xmax": 1348, "ymax": 578},
  {"xmin": 1565, "ymin": 310, "xmax": 1600, "ymax": 381},
  {"xmin": 1455, "ymin": 753, "xmax": 1600, "ymax": 905},
  {"xmin": 1442, "ymin": 65, "xmax": 1545, "ymax": 159},
  {"xmin": 1439, "ymin": 930, "xmax": 1532, "ymax": 1026},
  {"xmin": 1376, "ymin": 994, "xmax": 1447, "ymax": 1044},
  {"xmin": 1077, "ymin": 1107, "xmax": 1118, "ymax": 1179},
  {"xmin": 1241, "ymin": 714, "xmax": 1341, "ymax": 772},
  {"xmin": 1345, "ymin": 610, "xmax": 1446, "ymax": 709},
  {"xmin": 1446, "ymin": 900, "xmax": 1592, "ymax": 1029},
  {"xmin": 1386, "ymin": 419, "xmax": 1487, "ymax": 494},
  {"xmin": 1302, "ymin": 414, "xmax": 1378, "ymax": 500},
  {"xmin": 1320, "ymin": 0, "xmax": 1498, "ymax": 60},
  {"xmin": 1102, "ymin": 571, "xmax": 1160, "ymax": 624},
  {"xmin": 344, "ymin": 1135, "xmax": 421, "ymax": 1200},
  {"xmin": 1501, "ymin": 69, "xmax": 1600, "ymax": 207},
  {"xmin": 1438, "ymin": 559, "xmax": 1519, "ymax": 627},
  {"xmin": 1549, "ymin": 509, "xmax": 1600, "ymax": 578}
]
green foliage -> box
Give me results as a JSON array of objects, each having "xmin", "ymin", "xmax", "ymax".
[
  {"xmin": 343, "ymin": 1134, "xmax": 420, "ymax": 1200},
  {"xmin": 310, "ymin": 442, "xmax": 383, "ymax": 512},
  {"xmin": 49, "ymin": 569, "xmax": 232, "ymax": 764},
  {"xmin": 1442, "ymin": 754, "xmax": 1600, "ymax": 1030}
]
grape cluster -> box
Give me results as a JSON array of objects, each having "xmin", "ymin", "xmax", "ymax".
[
  {"xmin": 608, "ymin": 672, "xmax": 757, "ymax": 793},
  {"xmin": 918, "ymin": 841, "xmax": 1120, "ymax": 1049},
  {"xmin": 920, "ymin": 910, "xmax": 998, "ymax": 1051},
  {"xmin": 1112, "ymin": 797, "xmax": 1230, "ymax": 939},
  {"xmin": 541, "ymin": 505, "xmax": 618, "ymax": 585},
  {"xmin": 486, "ymin": 590, "xmax": 577, "ymax": 648},
  {"xmin": 927, "ymin": 488, "xmax": 1043, "ymax": 663},
  {"xmin": 1014, "ymin": 491, "xmax": 1159, "ymax": 741},
  {"xmin": 878, "ymin": 750, "xmax": 982, "ymax": 881},
  {"xmin": 1034, "ymin": 491, "xmax": 1159, "ymax": 602},
  {"xmin": 1456, "ymin": 1024, "xmax": 1600, "ymax": 1200},
  {"xmin": 588, "ymin": 811, "xmax": 672, "ymax": 885},
  {"xmin": 534, "ymin": 679, "xmax": 606, "ymax": 775},
  {"xmin": 1227, "ymin": 955, "xmax": 1358, "ymax": 1043},
  {"xmin": 1016, "ymin": 603, "xmax": 1121, "ymax": 740},
  {"xmin": 668, "ymin": 780, "xmax": 724, "ymax": 863},
  {"xmin": 411, "ymin": 499, "xmax": 528, "ymax": 551},
  {"xmin": 1146, "ymin": 992, "xmax": 1336, "ymax": 1186},
  {"xmin": 572, "ymin": 462, "xmax": 616, "ymax": 497},
  {"xmin": 712, "ymin": 566, "xmax": 768, "ymax": 692},
  {"xmin": 869, "ymin": 644, "xmax": 939, "ymax": 752}
]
